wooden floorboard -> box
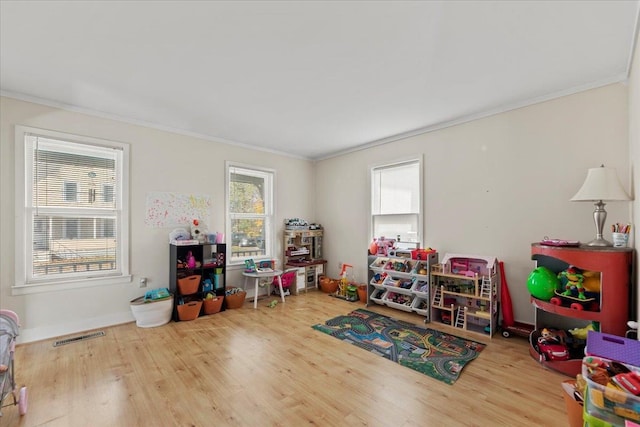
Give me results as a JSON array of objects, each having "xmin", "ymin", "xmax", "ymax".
[{"xmin": 3, "ymin": 291, "xmax": 570, "ymax": 426}]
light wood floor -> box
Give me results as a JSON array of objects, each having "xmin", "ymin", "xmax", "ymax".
[{"xmin": 3, "ymin": 291, "xmax": 570, "ymax": 427}]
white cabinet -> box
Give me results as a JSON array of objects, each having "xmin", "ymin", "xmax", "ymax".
[
  {"xmin": 292, "ymin": 263, "xmax": 324, "ymax": 293},
  {"xmin": 367, "ymin": 251, "xmax": 438, "ymax": 320},
  {"xmin": 430, "ymin": 254, "xmax": 499, "ymax": 338}
]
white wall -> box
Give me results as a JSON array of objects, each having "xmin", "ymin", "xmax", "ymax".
[
  {"xmin": 315, "ymin": 83, "xmax": 633, "ymax": 325},
  {"xmin": 0, "ymin": 96, "xmax": 315, "ymax": 342},
  {"xmin": 2, "ymin": 78, "xmax": 637, "ymax": 342}
]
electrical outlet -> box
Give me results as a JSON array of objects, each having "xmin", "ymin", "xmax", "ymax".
[{"xmin": 139, "ymin": 277, "xmax": 147, "ymax": 288}]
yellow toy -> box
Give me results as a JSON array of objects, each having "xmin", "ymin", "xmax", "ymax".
[
  {"xmin": 337, "ymin": 263, "xmax": 356, "ymax": 301},
  {"xmin": 569, "ymin": 323, "xmax": 595, "ymax": 340}
]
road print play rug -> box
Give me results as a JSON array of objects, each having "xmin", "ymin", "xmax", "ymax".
[{"xmin": 312, "ymin": 308, "xmax": 486, "ymax": 385}]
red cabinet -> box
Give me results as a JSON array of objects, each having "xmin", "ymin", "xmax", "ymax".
[{"xmin": 530, "ymin": 243, "xmax": 633, "ymax": 337}]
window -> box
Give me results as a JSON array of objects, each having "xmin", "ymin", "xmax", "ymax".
[
  {"xmin": 103, "ymin": 184, "xmax": 114, "ymax": 203},
  {"xmin": 63, "ymin": 181, "xmax": 77, "ymax": 202},
  {"xmin": 14, "ymin": 126, "xmax": 130, "ymax": 293},
  {"xmin": 226, "ymin": 163, "xmax": 274, "ymax": 265},
  {"xmin": 371, "ymin": 158, "xmax": 422, "ymax": 245}
]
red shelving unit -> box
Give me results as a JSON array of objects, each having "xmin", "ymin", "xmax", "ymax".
[
  {"xmin": 529, "ymin": 243, "xmax": 633, "ymax": 376},
  {"xmin": 530, "ymin": 243, "xmax": 633, "ymax": 337}
]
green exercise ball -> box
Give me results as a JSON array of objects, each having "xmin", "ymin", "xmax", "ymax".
[{"xmin": 527, "ymin": 266, "xmax": 559, "ymax": 301}]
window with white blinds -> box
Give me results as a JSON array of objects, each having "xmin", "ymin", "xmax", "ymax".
[
  {"xmin": 15, "ymin": 126, "xmax": 130, "ymax": 291},
  {"xmin": 371, "ymin": 158, "xmax": 422, "ymax": 245}
]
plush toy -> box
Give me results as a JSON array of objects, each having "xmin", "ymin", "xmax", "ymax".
[{"xmin": 190, "ymin": 219, "xmax": 208, "ymax": 243}]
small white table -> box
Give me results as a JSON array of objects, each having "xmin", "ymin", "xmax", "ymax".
[{"xmin": 242, "ymin": 269, "xmax": 286, "ymax": 309}]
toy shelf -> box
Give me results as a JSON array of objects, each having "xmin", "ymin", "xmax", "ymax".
[
  {"xmin": 366, "ymin": 251, "xmax": 438, "ymax": 320},
  {"xmin": 530, "ymin": 243, "xmax": 633, "ymax": 337},
  {"xmin": 169, "ymin": 242, "xmax": 226, "ymax": 321},
  {"xmin": 531, "ymin": 297, "xmax": 602, "ymax": 322}
]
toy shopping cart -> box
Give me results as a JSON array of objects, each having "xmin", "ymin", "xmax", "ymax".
[{"xmin": 0, "ymin": 310, "xmax": 27, "ymax": 416}]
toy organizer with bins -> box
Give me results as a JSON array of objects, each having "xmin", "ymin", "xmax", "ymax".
[
  {"xmin": 429, "ymin": 254, "xmax": 499, "ymax": 338},
  {"xmin": 170, "ymin": 242, "xmax": 226, "ymax": 321},
  {"xmin": 367, "ymin": 250, "xmax": 438, "ymax": 320}
]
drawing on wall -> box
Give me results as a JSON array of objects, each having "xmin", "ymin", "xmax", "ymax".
[{"xmin": 145, "ymin": 192, "xmax": 212, "ymax": 227}]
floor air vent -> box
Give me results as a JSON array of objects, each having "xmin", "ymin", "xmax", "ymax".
[{"xmin": 53, "ymin": 331, "xmax": 105, "ymax": 347}]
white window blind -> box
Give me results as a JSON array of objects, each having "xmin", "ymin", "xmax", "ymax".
[
  {"xmin": 16, "ymin": 126, "xmax": 130, "ymax": 290},
  {"xmin": 371, "ymin": 159, "xmax": 422, "ymax": 244}
]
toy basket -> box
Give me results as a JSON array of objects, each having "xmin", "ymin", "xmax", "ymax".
[
  {"xmin": 203, "ymin": 296, "xmax": 224, "ymax": 314},
  {"xmin": 177, "ymin": 300, "xmax": 202, "ymax": 321},
  {"xmin": 319, "ymin": 276, "xmax": 339, "ymax": 293},
  {"xmin": 178, "ymin": 275, "xmax": 201, "ymax": 295},
  {"xmin": 225, "ymin": 290, "xmax": 246, "ymax": 309}
]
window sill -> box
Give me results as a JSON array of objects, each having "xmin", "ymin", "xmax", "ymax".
[{"xmin": 12, "ymin": 274, "xmax": 132, "ymax": 295}]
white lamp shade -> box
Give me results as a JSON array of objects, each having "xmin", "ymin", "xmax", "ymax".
[{"xmin": 571, "ymin": 166, "xmax": 631, "ymax": 201}]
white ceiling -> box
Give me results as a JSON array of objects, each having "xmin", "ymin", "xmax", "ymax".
[{"xmin": 1, "ymin": 1, "xmax": 639, "ymax": 160}]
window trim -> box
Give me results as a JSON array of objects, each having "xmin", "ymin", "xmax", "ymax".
[
  {"xmin": 225, "ymin": 161, "xmax": 276, "ymax": 267},
  {"xmin": 13, "ymin": 125, "xmax": 131, "ymax": 295},
  {"xmin": 369, "ymin": 156, "xmax": 423, "ymax": 247}
]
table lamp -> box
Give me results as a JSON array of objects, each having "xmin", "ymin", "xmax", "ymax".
[{"xmin": 571, "ymin": 165, "xmax": 631, "ymax": 246}]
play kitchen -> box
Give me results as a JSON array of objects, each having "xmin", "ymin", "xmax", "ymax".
[{"xmin": 283, "ymin": 222, "xmax": 326, "ymax": 293}]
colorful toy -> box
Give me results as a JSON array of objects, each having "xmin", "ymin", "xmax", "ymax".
[
  {"xmin": 536, "ymin": 340, "xmax": 570, "ymax": 361},
  {"xmin": 569, "ymin": 323, "xmax": 596, "ymax": 340},
  {"xmin": 532, "ymin": 328, "xmax": 570, "ymax": 362},
  {"xmin": 244, "ymin": 259, "xmax": 257, "ymax": 273},
  {"xmin": 526, "ymin": 266, "xmax": 559, "ymax": 300},
  {"xmin": 372, "ymin": 237, "xmax": 395, "ymax": 256},
  {"xmin": 581, "ymin": 270, "xmax": 601, "ymax": 293},
  {"xmin": 186, "ymin": 251, "xmax": 196, "ymax": 269},
  {"xmin": 550, "ymin": 290, "xmax": 599, "ymax": 311},
  {"xmin": 333, "ymin": 263, "xmax": 358, "ymax": 301},
  {"xmin": 190, "ymin": 219, "xmax": 208, "ymax": 243},
  {"xmin": 558, "ymin": 266, "xmax": 586, "ymax": 299}
]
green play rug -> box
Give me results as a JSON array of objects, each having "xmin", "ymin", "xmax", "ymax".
[{"xmin": 312, "ymin": 308, "xmax": 486, "ymax": 385}]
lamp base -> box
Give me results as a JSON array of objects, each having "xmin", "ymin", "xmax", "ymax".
[{"xmin": 586, "ymin": 237, "xmax": 612, "ymax": 247}]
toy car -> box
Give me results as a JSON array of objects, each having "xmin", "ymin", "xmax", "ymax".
[{"xmin": 536, "ymin": 340, "xmax": 570, "ymax": 361}]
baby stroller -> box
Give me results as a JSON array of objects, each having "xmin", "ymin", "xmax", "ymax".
[{"xmin": 0, "ymin": 310, "xmax": 27, "ymax": 416}]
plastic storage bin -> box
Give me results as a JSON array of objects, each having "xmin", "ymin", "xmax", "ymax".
[
  {"xmin": 369, "ymin": 289, "xmax": 387, "ymax": 305},
  {"xmin": 129, "ymin": 294, "xmax": 173, "ymax": 328},
  {"xmin": 582, "ymin": 356, "xmax": 640, "ymax": 425},
  {"xmin": 383, "ymin": 291, "xmax": 414, "ymax": 312}
]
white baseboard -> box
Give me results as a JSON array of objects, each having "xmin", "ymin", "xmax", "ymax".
[{"xmin": 17, "ymin": 311, "xmax": 135, "ymax": 344}]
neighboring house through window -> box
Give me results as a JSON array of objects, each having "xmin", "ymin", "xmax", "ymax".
[
  {"xmin": 371, "ymin": 158, "xmax": 422, "ymax": 246},
  {"xmin": 14, "ymin": 126, "xmax": 130, "ymax": 294},
  {"xmin": 226, "ymin": 162, "xmax": 274, "ymax": 265}
]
